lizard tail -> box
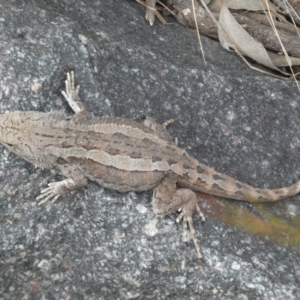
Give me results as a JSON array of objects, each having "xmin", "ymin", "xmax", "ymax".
[
  {"xmin": 183, "ymin": 164, "xmax": 300, "ymax": 203},
  {"xmin": 238, "ymin": 180, "xmax": 300, "ymax": 203}
]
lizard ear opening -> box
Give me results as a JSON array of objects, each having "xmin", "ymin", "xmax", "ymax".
[{"xmin": 57, "ymin": 158, "xmax": 68, "ymax": 165}]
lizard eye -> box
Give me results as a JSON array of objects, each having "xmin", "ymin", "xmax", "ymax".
[{"xmin": 57, "ymin": 158, "xmax": 68, "ymax": 165}]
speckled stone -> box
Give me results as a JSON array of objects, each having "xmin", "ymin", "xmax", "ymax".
[{"xmin": 0, "ymin": 1, "xmax": 300, "ymax": 299}]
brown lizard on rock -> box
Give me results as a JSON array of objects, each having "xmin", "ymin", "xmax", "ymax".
[{"xmin": 0, "ymin": 71, "xmax": 299, "ymax": 258}]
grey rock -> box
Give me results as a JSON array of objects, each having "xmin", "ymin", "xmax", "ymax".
[{"xmin": 0, "ymin": 0, "xmax": 300, "ymax": 299}]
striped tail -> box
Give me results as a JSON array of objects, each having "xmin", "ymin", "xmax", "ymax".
[
  {"xmin": 238, "ymin": 181, "xmax": 300, "ymax": 203},
  {"xmin": 183, "ymin": 163, "xmax": 300, "ymax": 203}
]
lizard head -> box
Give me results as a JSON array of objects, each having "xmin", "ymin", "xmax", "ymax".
[
  {"xmin": 0, "ymin": 111, "xmax": 39, "ymax": 158},
  {"xmin": 0, "ymin": 111, "xmax": 63, "ymax": 168},
  {"xmin": 0, "ymin": 111, "xmax": 30, "ymax": 142}
]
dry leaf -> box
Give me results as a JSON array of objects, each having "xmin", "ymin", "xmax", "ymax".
[
  {"xmin": 267, "ymin": 51, "xmax": 300, "ymax": 67},
  {"xmin": 218, "ymin": 5, "xmax": 291, "ymax": 74},
  {"xmin": 208, "ymin": 0, "xmax": 269, "ymax": 13}
]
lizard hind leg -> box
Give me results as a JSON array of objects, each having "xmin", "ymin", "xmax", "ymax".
[
  {"xmin": 143, "ymin": 117, "xmax": 176, "ymax": 143},
  {"xmin": 152, "ymin": 175, "xmax": 205, "ymax": 258}
]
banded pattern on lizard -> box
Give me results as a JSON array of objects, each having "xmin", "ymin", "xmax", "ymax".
[{"xmin": 0, "ymin": 71, "xmax": 299, "ymax": 258}]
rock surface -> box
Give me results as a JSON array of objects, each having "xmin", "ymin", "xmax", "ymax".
[{"xmin": 0, "ymin": 0, "xmax": 300, "ymax": 299}]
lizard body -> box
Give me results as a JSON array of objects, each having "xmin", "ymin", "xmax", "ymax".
[{"xmin": 1, "ymin": 71, "xmax": 299, "ymax": 258}]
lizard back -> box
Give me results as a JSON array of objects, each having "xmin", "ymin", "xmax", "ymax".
[{"xmin": 1, "ymin": 110, "xmax": 300, "ymax": 201}]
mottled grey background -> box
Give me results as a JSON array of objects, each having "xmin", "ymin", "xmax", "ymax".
[{"xmin": 0, "ymin": 1, "xmax": 300, "ymax": 299}]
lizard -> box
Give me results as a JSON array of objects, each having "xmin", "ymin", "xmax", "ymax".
[{"xmin": 1, "ymin": 71, "xmax": 300, "ymax": 259}]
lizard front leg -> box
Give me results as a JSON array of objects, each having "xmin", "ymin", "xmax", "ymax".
[
  {"xmin": 61, "ymin": 71, "xmax": 91, "ymax": 120},
  {"xmin": 152, "ymin": 174, "xmax": 205, "ymax": 258},
  {"xmin": 36, "ymin": 164, "xmax": 88, "ymax": 205}
]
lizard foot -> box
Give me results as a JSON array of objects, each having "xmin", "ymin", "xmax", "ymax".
[
  {"xmin": 176, "ymin": 197, "xmax": 205, "ymax": 259},
  {"xmin": 36, "ymin": 178, "xmax": 76, "ymax": 205},
  {"xmin": 61, "ymin": 71, "xmax": 87, "ymax": 114},
  {"xmin": 153, "ymin": 176, "xmax": 205, "ymax": 258}
]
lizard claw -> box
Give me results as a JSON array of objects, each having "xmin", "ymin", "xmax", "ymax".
[
  {"xmin": 176, "ymin": 201, "xmax": 205, "ymax": 259},
  {"xmin": 61, "ymin": 71, "xmax": 83, "ymax": 114},
  {"xmin": 36, "ymin": 179, "xmax": 75, "ymax": 205},
  {"xmin": 36, "ymin": 185, "xmax": 60, "ymax": 205},
  {"xmin": 153, "ymin": 179, "xmax": 205, "ymax": 259}
]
